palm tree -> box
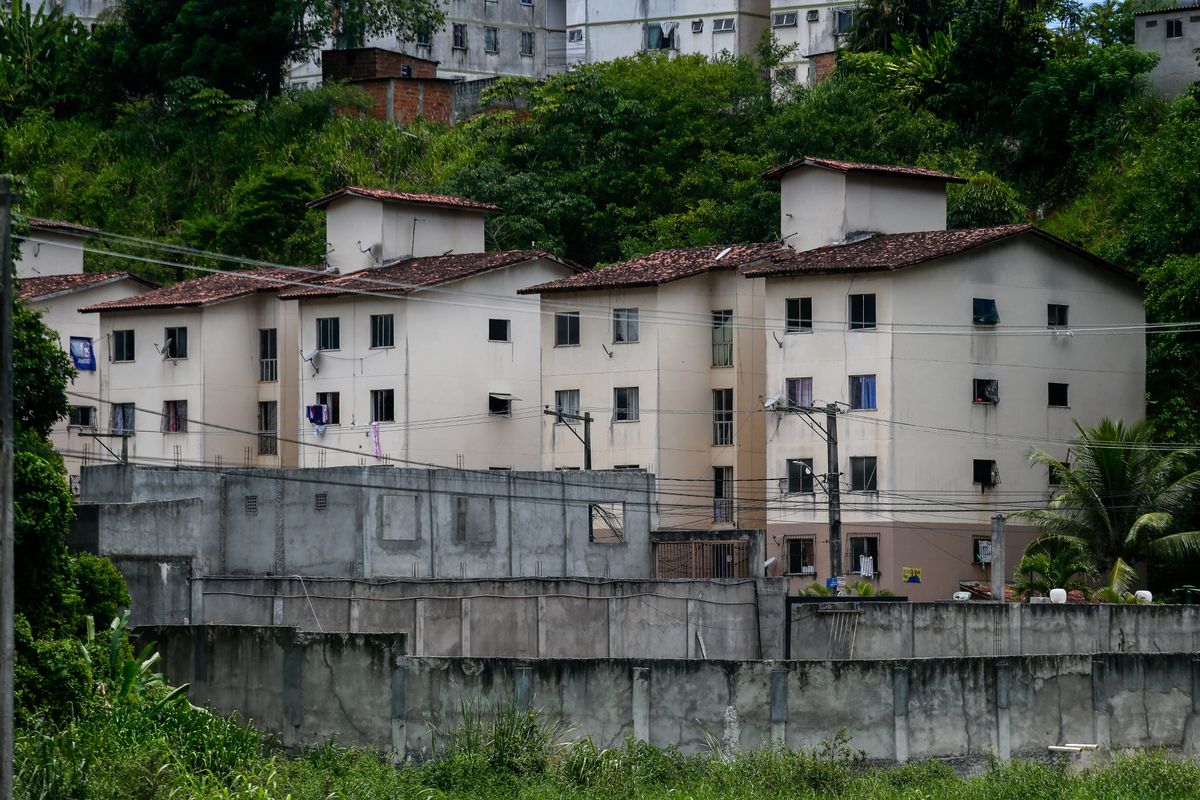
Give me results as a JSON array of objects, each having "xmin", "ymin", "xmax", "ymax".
[
  {"xmin": 1012, "ymin": 418, "xmax": 1200, "ymax": 588},
  {"xmin": 1013, "ymin": 538, "xmax": 1095, "ymax": 597}
]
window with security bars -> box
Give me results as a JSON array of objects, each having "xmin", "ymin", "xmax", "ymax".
[
  {"xmin": 713, "ymin": 466, "xmax": 733, "ymax": 524},
  {"xmin": 162, "ymin": 400, "xmax": 187, "ymax": 433},
  {"xmin": 371, "ymin": 314, "xmax": 394, "ymax": 348},
  {"xmin": 258, "ymin": 401, "xmax": 278, "ymax": 455},
  {"xmin": 711, "ymin": 310, "xmax": 733, "ymax": 366},
  {"xmin": 786, "ymin": 537, "xmax": 815, "ymax": 575},
  {"xmin": 371, "ymin": 389, "xmax": 395, "ymax": 423},
  {"xmin": 314, "ymin": 493, "xmax": 328, "ymax": 511},
  {"xmin": 652, "ymin": 540, "xmax": 749, "ymax": 579},
  {"xmin": 713, "ymin": 389, "xmax": 733, "ymax": 445},
  {"xmin": 259, "ymin": 328, "xmax": 277, "ymax": 381}
]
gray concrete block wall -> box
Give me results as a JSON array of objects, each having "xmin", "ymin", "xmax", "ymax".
[{"xmin": 145, "ymin": 624, "xmax": 1200, "ymax": 763}]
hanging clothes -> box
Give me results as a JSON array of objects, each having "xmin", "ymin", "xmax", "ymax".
[{"xmin": 370, "ymin": 421, "xmax": 382, "ymax": 459}]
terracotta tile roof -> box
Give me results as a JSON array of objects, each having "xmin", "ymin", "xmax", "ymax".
[
  {"xmin": 761, "ymin": 156, "xmax": 967, "ymax": 183},
  {"xmin": 518, "ymin": 243, "xmax": 789, "ymax": 295},
  {"xmin": 1134, "ymin": 3, "xmax": 1200, "ymax": 14},
  {"xmin": 79, "ymin": 267, "xmax": 323, "ymax": 313},
  {"xmin": 26, "ymin": 217, "xmax": 102, "ymax": 236},
  {"xmin": 18, "ymin": 271, "xmax": 155, "ymax": 301},
  {"xmin": 307, "ymin": 186, "xmax": 501, "ymax": 213},
  {"xmin": 278, "ymin": 250, "xmax": 579, "ymax": 299},
  {"xmin": 743, "ymin": 225, "xmax": 1135, "ymax": 281}
]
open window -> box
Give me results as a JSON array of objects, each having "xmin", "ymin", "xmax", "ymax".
[
  {"xmin": 973, "ymin": 459, "xmax": 1000, "ymax": 490},
  {"xmin": 973, "ymin": 379, "xmax": 999, "ymax": 405},
  {"xmin": 645, "ymin": 22, "xmax": 677, "ymax": 50},
  {"xmin": 847, "ymin": 534, "xmax": 878, "ymax": 575},
  {"xmin": 1048, "ymin": 382, "xmax": 1069, "ymax": 407},
  {"xmin": 589, "ymin": 501, "xmax": 625, "ymax": 543},
  {"xmin": 163, "ymin": 327, "xmax": 188, "ymax": 359},
  {"xmin": 972, "ymin": 298, "xmax": 999, "ymax": 325},
  {"xmin": 488, "ymin": 393, "xmax": 513, "ymax": 416},
  {"xmin": 773, "ymin": 12, "xmax": 798, "ymax": 27}
]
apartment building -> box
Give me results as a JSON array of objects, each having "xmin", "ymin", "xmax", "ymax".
[
  {"xmin": 566, "ymin": 0, "xmax": 770, "ymax": 65},
  {"xmin": 1134, "ymin": 4, "xmax": 1200, "ymax": 96},
  {"xmin": 277, "ymin": 186, "xmax": 579, "ymax": 469},
  {"xmin": 79, "ymin": 269, "xmax": 312, "ymax": 470},
  {"xmin": 767, "ymin": 1, "xmax": 855, "ymax": 85},
  {"xmin": 521, "ymin": 242, "xmax": 786, "ymax": 532},
  {"xmin": 745, "ymin": 157, "xmax": 1145, "ymax": 600}
]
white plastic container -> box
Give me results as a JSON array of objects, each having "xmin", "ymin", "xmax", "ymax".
[{"xmin": 1049, "ymin": 588, "xmax": 1068, "ymax": 604}]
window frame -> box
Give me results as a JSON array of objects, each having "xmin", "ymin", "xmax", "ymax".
[
  {"xmin": 613, "ymin": 386, "xmax": 640, "ymax": 422},
  {"xmin": 567, "ymin": 28, "xmax": 583, "ymax": 42},
  {"xmin": 712, "ymin": 17, "xmax": 735, "ymax": 32},
  {"xmin": 163, "ymin": 326, "xmax": 188, "ymax": 360},
  {"xmin": 785, "ymin": 297, "xmax": 812, "ymax": 333},
  {"xmin": 850, "ymin": 456, "xmax": 878, "ymax": 492},
  {"xmin": 972, "ymin": 378, "xmax": 999, "ymax": 405},
  {"xmin": 612, "ymin": 308, "xmax": 639, "ymax": 344},
  {"xmin": 712, "ymin": 388, "xmax": 733, "ymax": 446},
  {"xmin": 973, "ymin": 459, "xmax": 999, "ymax": 488},
  {"xmin": 848, "ymin": 534, "xmax": 879, "ymax": 575},
  {"xmin": 112, "ymin": 329, "xmax": 135, "ymax": 362},
  {"xmin": 488, "ymin": 318, "xmax": 511, "ymax": 342},
  {"xmin": 259, "ymin": 328, "xmax": 278, "ymax": 382},
  {"xmin": 1048, "ymin": 382, "xmax": 1070, "ymax": 408},
  {"xmin": 484, "ymin": 26, "xmax": 500, "ymax": 53},
  {"xmin": 785, "ymin": 537, "xmax": 816, "ymax": 575},
  {"xmin": 1167, "ymin": 17, "xmax": 1183, "ymax": 37},
  {"xmin": 554, "ymin": 389, "xmax": 580, "ymax": 423},
  {"xmin": 258, "ymin": 401, "xmax": 278, "ymax": 456},
  {"xmin": 554, "ymin": 311, "xmax": 580, "ymax": 347},
  {"xmin": 1047, "ymin": 303, "xmax": 1069, "ymax": 328},
  {"xmin": 371, "ymin": 388, "xmax": 396, "ymax": 423},
  {"xmin": 972, "ymin": 297, "xmax": 1000, "ymax": 326},
  {"xmin": 111, "ymin": 402, "xmax": 136, "ymax": 435},
  {"xmin": 316, "ymin": 317, "xmax": 341, "ymax": 351},
  {"xmin": 848, "ymin": 293, "xmax": 876, "ymax": 330},
  {"xmin": 370, "ymin": 314, "xmax": 395, "ymax": 349},
  {"xmin": 520, "ymin": 30, "xmax": 534, "ymax": 57},
  {"xmin": 488, "ymin": 393, "xmax": 513, "ymax": 417},
  {"xmin": 785, "ymin": 377, "xmax": 813, "ymax": 408},
  {"xmin": 848, "ymin": 374, "xmax": 877, "ymax": 411},
  {"xmin": 787, "ymin": 458, "xmax": 814, "ymax": 494},
  {"xmin": 452, "ymin": 23, "xmax": 468, "ymax": 49},
  {"xmin": 773, "ymin": 11, "xmax": 798, "ymax": 27},
  {"xmin": 162, "ymin": 399, "xmax": 188, "ymax": 433},
  {"xmin": 68, "ymin": 405, "xmax": 96, "ymax": 428},
  {"xmin": 316, "ymin": 391, "xmax": 341, "ymax": 425},
  {"xmin": 711, "ymin": 309, "xmax": 733, "ymax": 367}
]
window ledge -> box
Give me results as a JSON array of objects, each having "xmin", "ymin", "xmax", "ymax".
[
  {"xmin": 612, "ymin": 340, "xmax": 639, "ymax": 345},
  {"xmin": 369, "ymin": 345, "xmax": 395, "ymax": 351},
  {"xmin": 711, "ymin": 364, "xmax": 734, "ymax": 369},
  {"xmin": 1049, "ymin": 405, "xmax": 1072, "ymax": 409},
  {"xmin": 488, "ymin": 339, "xmax": 512, "ymax": 344},
  {"xmin": 785, "ymin": 329, "xmax": 814, "ymax": 335},
  {"xmin": 612, "ymin": 419, "xmax": 640, "ymax": 424},
  {"xmin": 554, "ymin": 343, "xmax": 580, "ymax": 348},
  {"xmin": 972, "ymin": 401, "xmax": 998, "ymax": 406}
]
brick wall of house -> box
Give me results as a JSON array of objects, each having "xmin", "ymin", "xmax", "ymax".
[
  {"xmin": 811, "ymin": 52, "xmax": 837, "ymax": 84},
  {"xmin": 322, "ymin": 48, "xmax": 439, "ymax": 82},
  {"xmin": 354, "ymin": 78, "xmax": 454, "ymax": 125}
]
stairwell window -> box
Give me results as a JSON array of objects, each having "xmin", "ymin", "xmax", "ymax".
[
  {"xmin": 850, "ymin": 456, "xmax": 877, "ymax": 491},
  {"xmin": 489, "ymin": 318, "xmax": 511, "ymax": 342},
  {"xmin": 786, "ymin": 297, "xmax": 812, "ymax": 333},
  {"xmin": 713, "ymin": 466, "xmax": 733, "ymax": 524},
  {"xmin": 1048, "ymin": 382, "xmax": 1069, "ymax": 407},
  {"xmin": 113, "ymin": 329, "xmax": 135, "ymax": 362},
  {"xmin": 555, "ymin": 311, "xmax": 580, "ymax": 346},
  {"xmin": 371, "ymin": 389, "xmax": 395, "ymax": 423},
  {"xmin": 613, "ymin": 308, "xmax": 639, "ymax": 343},
  {"xmin": 713, "ymin": 388, "xmax": 733, "ymax": 445},
  {"xmin": 712, "ymin": 310, "xmax": 733, "ymax": 366},
  {"xmin": 973, "ymin": 298, "xmax": 1000, "ymax": 325},
  {"xmin": 613, "ymin": 387, "xmax": 639, "ymax": 422},
  {"xmin": 848, "ymin": 374, "xmax": 876, "ymax": 410},
  {"xmin": 259, "ymin": 328, "xmax": 277, "ymax": 381},
  {"xmin": 317, "ymin": 317, "xmax": 340, "ymax": 350},
  {"xmin": 162, "ymin": 400, "xmax": 187, "ymax": 433},
  {"xmin": 1047, "ymin": 303, "xmax": 1069, "ymax": 327},
  {"xmin": 371, "ymin": 314, "xmax": 394, "ymax": 348},
  {"xmin": 973, "ymin": 379, "xmax": 999, "ymax": 405},
  {"xmin": 787, "ymin": 458, "xmax": 814, "ymax": 493},
  {"xmin": 258, "ymin": 401, "xmax": 278, "ymax": 455},
  {"xmin": 849, "ymin": 293, "xmax": 876, "ymax": 329},
  {"xmin": 163, "ymin": 327, "xmax": 188, "ymax": 359}
]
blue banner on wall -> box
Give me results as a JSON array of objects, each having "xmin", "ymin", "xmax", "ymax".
[{"xmin": 69, "ymin": 337, "xmax": 96, "ymax": 371}]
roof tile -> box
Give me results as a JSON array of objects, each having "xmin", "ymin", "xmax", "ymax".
[
  {"xmin": 308, "ymin": 186, "xmax": 501, "ymax": 213},
  {"xmin": 519, "ymin": 243, "xmax": 788, "ymax": 295},
  {"xmin": 762, "ymin": 156, "xmax": 966, "ymax": 183},
  {"xmin": 26, "ymin": 217, "xmax": 102, "ymax": 236},
  {"xmin": 19, "ymin": 271, "xmax": 153, "ymax": 301},
  {"xmin": 79, "ymin": 267, "xmax": 322, "ymax": 313}
]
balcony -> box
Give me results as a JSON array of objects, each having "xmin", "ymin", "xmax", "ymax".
[
  {"xmin": 259, "ymin": 358, "xmax": 277, "ymax": 382},
  {"xmin": 712, "ymin": 498, "xmax": 734, "ymax": 524}
]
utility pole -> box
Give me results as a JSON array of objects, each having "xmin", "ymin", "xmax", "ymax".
[
  {"xmin": 543, "ymin": 406, "xmax": 592, "ymax": 470},
  {"xmin": 990, "ymin": 514, "xmax": 1006, "ymax": 603},
  {"xmin": 825, "ymin": 405, "xmax": 842, "ymax": 592},
  {"xmin": 1, "ymin": 175, "xmax": 18, "ymax": 800}
]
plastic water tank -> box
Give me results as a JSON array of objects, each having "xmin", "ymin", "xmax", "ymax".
[
  {"xmin": 1135, "ymin": 590, "xmax": 1153, "ymax": 605},
  {"xmin": 1049, "ymin": 588, "xmax": 1068, "ymax": 604},
  {"xmin": 952, "ymin": 591, "xmax": 971, "ymax": 602}
]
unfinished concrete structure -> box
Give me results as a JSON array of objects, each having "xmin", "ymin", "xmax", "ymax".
[{"xmin": 1135, "ymin": 5, "xmax": 1200, "ymax": 96}]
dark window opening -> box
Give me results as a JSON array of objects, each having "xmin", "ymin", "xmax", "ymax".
[
  {"xmin": 1048, "ymin": 382, "xmax": 1069, "ymax": 407},
  {"xmin": 787, "ymin": 458, "xmax": 814, "ymax": 493},
  {"xmin": 850, "ymin": 456, "xmax": 877, "ymax": 491},
  {"xmin": 973, "ymin": 379, "xmax": 999, "ymax": 404},
  {"xmin": 113, "ymin": 329, "xmax": 135, "ymax": 362},
  {"xmin": 785, "ymin": 297, "xmax": 812, "ymax": 333},
  {"xmin": 488, "ymin": 393, "xmax": 512, "ymax": 416},
  {"xmin": 317, "ymin": 317, "xmax": 340, "ymax": 350},
  {"xmin": 786, "ymin": 537, "xmax": 815, "ymax": 575},
  {"xmin": 713, "ymin": 388, "xmax": 733, "ymax": 445},
  {"xmin": 614, "ymin": 387, "xmax": 639, "ymax": 421},
  {"xmin": 555, "ymin": 311, "xmax": 580, "ymax": 346},
  {"xmin": 1047, "ymin": 304, "xmax": 1069, "ymax": 327},
  {"xmin": 973, "ymin": 459, "xmax": 999, "ymax": 489},
  {"xmin": 849, "ymin": 293, "xmax": 876, "ymax": 330},
  {"xmin": 316, "ymin": 391, "xmax": 340, "ymax": 424},
  {"xmin": 489, "ymin": 318, "xmax": 511, "ymax": 342},
  {"xmin": 972, "ymin": 298, "xmax": 999, "ymax": 325},
  {"xmin": 163, "ymin": 327, "xmax": 188, "ymax": 359},
  {"xmin": 371, "ymin": 389, "xmax": 395, "ymax": 423},
  {"xmin": 371, "ymin": 314, "xmax": 394, "ymax": 348},
  {"xmin": 848, "ymin": 535, "xmax": 878, "ymax": 575},
  {"xmin": 849, "ymin": 374, "xmax": 877, "ymax": 410}
]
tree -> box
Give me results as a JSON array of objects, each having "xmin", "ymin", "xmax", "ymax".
[
  {"xmin": 0, "ymin": 2, "xmax": 92, "ymax": 120},
  {"xmin": 947, "ymin": 173, "xmax": 1027, "ymax": 228},
  {"xmin": 14, "ymin": 450, "xmax": 78, "ymax": 635},
  {"xmin": 1013, "ymin": 538, "xmax": 1096, "ymax": 596},
  {"xmin": 14, "ymin": 301, "xmax": 74, "ymax": 441},
  {"xmin": 1011, "ymin": 419, "xmax": 1200, "ymax": 587}
]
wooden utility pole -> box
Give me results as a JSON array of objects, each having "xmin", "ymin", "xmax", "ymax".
[
  {"xmin": 1, "ymin": 176, "xmax": 17, "ymax": 800},
  {"xmin": 825, "ymin": 405, "xmax": 842, "ymax": 592},
  {"xmin": 543, "ymin": 406, "xmax": 592, "ymax": 469}
]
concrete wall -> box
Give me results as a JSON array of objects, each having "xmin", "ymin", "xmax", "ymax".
[
  {"xmin": 789, "ymin": 600, "xmax": 1200, "ymax": 660},
  {"xmin": 147, "ymin": 624, "xmax": 1200, "ymax": 763},
  {"xmin": 768, "ymin": 1, "xmax": 849, "ymax": 86},
  {"xmin": 16, "ymin": 228, "xmax": 84, "ymax": 278},
  {"xmin": 1135, "ymin": 10, "xmax": 1198, "ymax": 96},
  {"xmin": 323, "ymin": 196, "xmax": 488, "ymax": 271},
  {"xmin": 195, "ymin": 576, "xmax": 784, "ymax": 660}
]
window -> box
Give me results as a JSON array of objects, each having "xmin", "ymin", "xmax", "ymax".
[
  {"xmin": 973, "ymin": 459, "xmax": 999, "ymax": 488},
  {"xmin": 848, "ymin": 535, "xmax": 879, "ymax": 575},
  {"xmin": 775, "ymin": 67, "xmax": 797, "ymax": 84},
  {"xmin": 1049, "ymin": 459, "xmax": 1068, "ymax": 486},
  {"xmin": 786, "ymin": 537, "xmax": 815, "ymax": 575},
  {"xmin": 713, "ymin": 389, "xmax": 733, "ymax": 446},
  {"xmin": 554, "ymin": 389, "xmax": 580, "ymax": 422},
  {"xmin": 849, "ymin": 293, "xmax": 876, "ymax": 329},
  {"xmin": 568, "ymin": 28, "xmax": 583, "ymax": 42},
  {"xmin": 520, "ymin": 30, "xmax": 534, "ymax": 56},
  {"xmin": 371, "ymin": 389, "xmax": 395, "ymax": 423},
  {"xmin": 645, "ymin": 22, "xmax": 676, "ymax": 50},
  {"xmin": 111, "ymin": 403, "xmax": 135, "ymax": 435},
  {"xmin": 974, "ymin": 537, "xmax": 993, "ymax": 564},
  {"xmin": 773, "ymin": 11, "xmax": 798, "ymax": 27},
  {"xmin": 520, "ymin": 0, "xmax": 533, "ymax": 5},
  {"xmin": 554, "ymin": 311, "xmax": 580, "ymax": 346},
  {"xmin": 835, "ymin": 7, "xmax": 855, "ymax": 34},
  {"xmin": 1146, "ymin": 19, "xmax": 1158, "ymax": 27},
  {"xmin": 1048, "ymin": 382, "xmax": 1069, "ymax": 407},
  {"xmin": 712, "ymin": 310, "xmax": 733, "ymax": 366},
  {"xmin": 452, "ymin": 23, "xmax": 467, "ymax": 49},
  {"xmin": 370, "ymin": 314, "xmax": 394, "ymax": 348},
  {"xmin": 415, "ymin": 28, "xmax": 432, "ymax": 46},
  {"xmin": 614, "ymin": 464, "xmax": 640, "ymax": 470},
  {"xmin": 613, "ymin": 308, "xmax": 639, "ymax": 343},
  {"xmin": 1167, "ymin": 18, "xmax": 1183, "ymax": 37},
  {"xmin": 713, "ymin": 466, "xmax": 733, "ymax": 524},
  {"xmin": 806, "ymin": 9, "xmax": 820, "ymax": 22},
  {"xmin": 613, "ymin": 387, "xmax": 639, "ymax": 422},
  {"xmin": 484, "ymin": 26, "xmax": 499, "ymax": 53},
  {"xmin": 848, "ymin": 375, "xmax": 877, "ymax": 410},
  {"xmin": 488, "ymin": 393, "xmax": 512, "ymax": 416},
  {"xmin": 163, "ymin": 327, "xmax": 188, "ymax": 359},
  {"xmin": 589, "ymin": 502, "xmax": 625, "ymax": 543},
  {"xmin": 317, "ymin": 317, "xmax": 340, "ymax": 350},
  {"xmin": 112, "ymin": 329, "xmax": 135, "ymax": 362},
  {"xmin": 314, "ymin": 493, "xmax": 328, "ymax": 512},
  {"xmin": 691, "ymin": 19, "xmax": 704, "ymax": 33},
  {"xmin": 68, "ymin": 406, "xmax": 96, "ymax": 428},
  {"xmin": 316, "ymin": 391, "xmax": 340, "ymax": 424},
  {"xmin": 972, "ymin": 298, "xmax": 1000, "ymax": 325},
  {"xmin": 489, "ymin": 318, "xmax": 511, "ymax": 342},
  {"xmin": 850, "ymin": 456, "xmax": 877, "ymax": 491},
  {"xmin": 973, "ymin": 378, "xmax": 999, "ymax": 405},
  {"xmin": 786, "ymin": 377, "xmax": 813, "ymax": 408},
  {"xmin": 258, "ymin": 401, "xmax": 278, "ymax": 456},
  {"xmin": 1047, "ymin": 304, "xmax": 1069, "ymax": 327},
  {"xmin": 259, "ymin": 328, "xmax": 277, "ymax": 381},
  {"xmin": 713, "ymin": 17, "xmax": 735, "ymax": 32},
  {"xmin": 785, "ymin": 297, "xmax": 812, "ymax": 333},
  {"xmin": 162, "ymin": 400, "xmax": 187, "ymax": 433},
  {"xmin": 245, "ymin": 495, "xmax": 258, "ymax": 515},
  {"xmin": 787, "ymin": 458, "xmax": 814, "ymax": 494}
]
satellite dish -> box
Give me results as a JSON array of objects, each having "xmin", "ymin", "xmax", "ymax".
[
  {"xmin": 302, "ymin": 349, "xmax": 321, "ymax": 375},
  {"xmin": 160, "ymin": 338, "xmax": 174, "ymax": 360},
  {"xmin": 763, "ymin": 394, "xmax": 782, "ymax": 409},
  {"xmin": 714, "ymin": 246, "xmax": 733, "ymax": 261},
  {"xmin": 763, "ymin": 557, "xmax": 777, "ymax": 570}
]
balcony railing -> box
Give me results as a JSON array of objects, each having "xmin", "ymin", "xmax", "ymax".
[
  {"xmin": 711, "ymin": 341, "xmax": 733, "ymax": 367},
  {"xmin": 259, "ymin": 358, "xmax": 277, "ymax": 382},
  {"xmin": 713, "ymin": 419, "xmax": 733, "ymax": 446},
  {"xmin": 712, "ymin": 498, "xmax": 734, "ymax": 524}
]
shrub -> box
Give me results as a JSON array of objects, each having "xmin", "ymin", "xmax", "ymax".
[{"xmin": 74, "ymin": 554, "xmax": 130, "ymax": 630}]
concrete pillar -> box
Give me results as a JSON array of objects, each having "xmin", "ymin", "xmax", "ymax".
[
  {"xmin": 386, "ymin": 79, "xmax": 395, "ymax": 122},
  {"xmin": 632, "ymin": 666, "xmax": 650, "ymax": 742},
  {"xmin": 272, "ymin": 594, "xmax": 284, "ymax": 626},
  {"xmin": 189, "ymin": 562, "xmax": 204, "ymax": 625},
  {"xmin": 460, "ymin": 597, "xmax": 471, "ymax": 657},
  {"xmin": 1092, "ymin": 658, "xmax": 1110, "ymax": 748},
  {"xmin": 349, "ymin": 598, "xmax": 361, "ymax": 634},
  {"xmin": 414, "ymin": 599, "xmax": 425, "ymax": 657},
  {"xmin": 536, "ymin": 597, "xmax": 547, "ymax": 657},
  {"xmin": 995, "ymin": 661, "xmax": 1011, "ymax": 761},
  {"xmin": 515, "ymin": 664, "xmax": 533, "ymax": 711},
  {"xmin": 1097, "ymin": 604, "xmax": 1112, "ymax": 652},
  {"xmin": 893, "ymin": 665, "xmax": 909, "ymax": 763},
  {"xmin": 282, "ymin": 631, "xmax": 303, "ymax": 747},
  {"xmin": 390, "ymin": 660, "xmax": 408, "ymax": 760},
  {"xmin": 686, "ymin": 599, "xmax": 699, "ymax": 659},
  {"xmin": 769, "ymin": 668, "xmax": 788, "ymax": 744},
  {"xmin": 607, "ymin": 598, "xmax": 617, "ymax": 658},
  {"xmin": 1008, "ymin": 603, "xmax": 1023, "ymax": 656}
]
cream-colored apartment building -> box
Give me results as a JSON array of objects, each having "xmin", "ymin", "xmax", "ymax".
[
  {"xmin": 746, "ymin": 157, "xmax": 1145, "ymax": 600},
  {"xmin": 521, "ymin": 243, "xmax": 784, "ymax": 532},
  {"xmin": 566, "ymin": 0, "xmax": 770, "ymax": 65}
]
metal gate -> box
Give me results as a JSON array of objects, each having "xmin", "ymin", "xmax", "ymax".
[{"xmin": 652, "ymin": 540, "xmax": 749, "ymax": 579}]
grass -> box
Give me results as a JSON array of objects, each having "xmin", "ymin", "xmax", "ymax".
[{"xmin": 14, "ymin": 698, "xmax": 1200, "ymax": 800}]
